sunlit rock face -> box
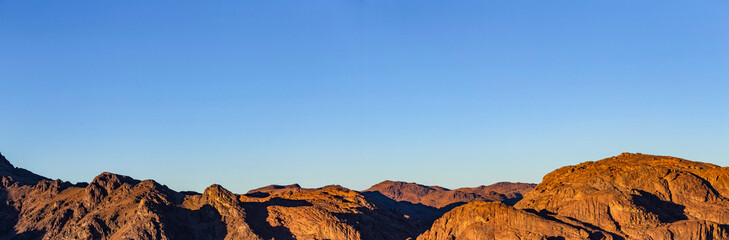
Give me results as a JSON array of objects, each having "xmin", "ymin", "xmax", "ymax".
[
  {"xmin": 0, "ymin": 151, "xmax": 428, "ymax": 240},
  {"xmin": 417, "ymin": 201, "xmax": 602, "ymax": 240},
  {"xmin": 418, "ymin": 153, "xmax": 729, "ymax": 240}
]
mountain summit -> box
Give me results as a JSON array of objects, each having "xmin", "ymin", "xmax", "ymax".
[
  {"xmin": 418, "ymin": 153, "xmax": 729, "ymax": 240},
  {"xmin": 0, "ymin": 152, "xmax": 45, "ymax": 186},
  {"xmin": 0, "ymin": 152, "xmax": 12, "ymax": 169}
]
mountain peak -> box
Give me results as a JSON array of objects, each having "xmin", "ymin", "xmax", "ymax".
[
  {"xmin": 90, "ymin": 172, "xmax": 140, "ymax": 193},
  {"xmin": 203, "ymin": 184, "xmax": 239, "ymax": 204},
  {"xmin": 0, "ymin": 152, "xmax": 13, "ymax": 169},
  {"xmin": 0, "ymin": 152, "xmax": 47, "ymax": 185}
]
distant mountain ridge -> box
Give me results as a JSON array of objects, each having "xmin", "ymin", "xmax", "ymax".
[
  {"xmin": 2, "ymin": 152, "xmax": 728, "ymax": 239},
  {"xmin": 364, "ymin": 180, "xmax": 535, "ymax": 208},
  {"xmin": 0, "ymin": 152, "xmax": 529, "ymax": 240}
]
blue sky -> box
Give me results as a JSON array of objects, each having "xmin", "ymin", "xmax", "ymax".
[{"xmin": 1, "ymin": 0, "xmax": 728, "ymax": 193}]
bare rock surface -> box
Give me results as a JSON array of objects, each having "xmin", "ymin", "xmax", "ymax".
[
  {"xmin": 416, "ymin": 201, "xmax": 608, "ymax": 240},
  {"xmin": 3, "ymin": 152, "xmax": 729, "ymax": 240},
  {"xmin": 418, "ymin": 153, "xmax": 729, "ymax": 240},
  {"xmin": 0, "ymin": 153, "xmax": 424, "ymax": 240}
]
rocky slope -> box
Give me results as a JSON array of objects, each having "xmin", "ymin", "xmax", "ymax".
[
  {"xmin": 3, "ymin": 152, "xmax": 728, "ymax": 240},
  {"xmin": 0, "ymin": 153, "xmax": 430, "ymax": 240},
  {"xmin": 1, "ymin": 164, "xmax": 260, "ymax": 239},
  {"xmin": 240, "ymin": 184, "xmax": 427, "ymax": 240},
  {"xmin": 417, "ymin": 201, "xmax": 608, "ymax": 240},
  {"xmin": 365, "ymin": 181, "xmax": 535, "ymax": 208},
  {"xmin": 418, "ymin": 153, "xmax": 729, "ymax": 240}
]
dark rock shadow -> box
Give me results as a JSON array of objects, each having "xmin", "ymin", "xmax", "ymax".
[
  {"xmin": 0, "ymin": 188, "xmax": 20, "ymax": 239},
  {"xmin": 439, "ymin": 201, "xmax": 467, "ymax": 212},
  {"xmin": 9, "ymin": 230, "xmax": 46, "ymax": 240},
  {"xmin": 349, "ymin": 191, "xmax": 447, "ymax": 240},
  {"xmin": 522, "ymin": 208, "xmax": 625, "ymax": 240},
  {"xmin": 245, "ymin": 192, "xmax": 270, "ymax": 198},
  {"xmin": 241, "ymin": 197, "xmax": 312, "ymax": 240},
  {"xmin": 501, "ymin": 193, "xmax": 525, "ymax": 206},
  {"xmin": 362, "ymin": 191, "xmax": 442, "ymax": 220},
  {"xmin": 158, "ymin": 203, "xmax": 228, "ymax": 240},
  {"xmin": 0, "ymin": 188, "xmax": 47, "ymax": 240},
  {"xmin": 631, "ymin": 190, "xmax": 688, "ymax": 223},
  {"xmin": 332, "ymin": 206, "xmax": 420, "ymax": 240}
]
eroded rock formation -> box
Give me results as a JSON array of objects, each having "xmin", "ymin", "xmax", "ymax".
[
  {"xmin": 0, "ymin": 153, "xmax": 427, "ymax": 240},
  {"xmin": 418, "ymin": 153, "xmax": 729, "ymax": 240}
]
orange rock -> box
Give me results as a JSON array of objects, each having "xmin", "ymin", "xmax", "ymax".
[
  {"xmin": 3, "ymin": 152, "xmax": 729, "ymax": 240},
  {"xmin": 420, "ymin": 153, "xmax": 729, "ymax": 240}
]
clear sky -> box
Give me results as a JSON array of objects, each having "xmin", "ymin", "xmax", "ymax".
[{"xmin": 1, "ymin": 1, "xmax": 728, "ymax": 193}]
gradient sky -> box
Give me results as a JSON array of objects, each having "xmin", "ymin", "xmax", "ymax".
[{"xmin": 1, "ymin": 0, "xmax": 728, "ymax": 193}]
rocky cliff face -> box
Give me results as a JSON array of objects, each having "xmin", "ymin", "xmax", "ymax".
[
  {"xmin": 418, "ymin": 153, "xmax": 729, "ymax": 240},
  {"xmin": 417, "ymin": 201, "xmax": 608, "ymax": 240},
  {"xmin": 240, "ymin": 184, "xmax": 424, "ymax": 240}
]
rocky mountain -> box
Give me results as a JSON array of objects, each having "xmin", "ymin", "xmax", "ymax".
[
  {"xmin": 365, "ymin": 181, "xmax": 535, "ymax": 208},
  {"xmin": 0, "ymin": 153, "xmax": 429, "ymax": 240},
  {"xmin": 0, "ymin": 154, "xmax": 45, "ymax": 186},
  {"xmin": 418, "ymin": 153, "xmax": 729, "ymax": 240},
  {"xmin": 2, "ymin": 152, "xmax": 728, "ymax": 240}
]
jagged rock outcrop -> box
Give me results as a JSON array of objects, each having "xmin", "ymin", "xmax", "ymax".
[
  {"xmin": 241, "ymin": 184, "xmax": 425, "ymax": 240},
  {"xmin": 0, "ymin": 153, "xmax": 46, "ymax": 186},
  {"xmin": 181, "ymin": 184, "xmax": 261, "ymax": 240},
  {"xmin": 417, "ymin": 201, "xmax": 609, "ymax": 240},
  {"xmin": 418, "ymin": 153, "xmax": 729, "ymax": 240},
  {"xmin": 365, "ymin": 180, "xmax": 535, "ymax": 208},
  {"xmin": 4, "ymin": 172, "xmax": 177, "ymax": 239},
  {"xmin": 515, "ymin": 153, "xmax": 729, "ymax": 239},
  {"xmin": 0, "ymin": 152, "xmax": 259, "ymax": 240}
]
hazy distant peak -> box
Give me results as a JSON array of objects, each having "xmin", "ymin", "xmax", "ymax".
[
  {"xmin": 247, "ymin": 183, "xmax": 302, "ymax": 194},
  {"xmin": 371, "ymin": 180, "xmax": 450, "ymax": 192},
  {"xmin": 366, "ymin": 180, "xmax": 536, "ymax": 208}
]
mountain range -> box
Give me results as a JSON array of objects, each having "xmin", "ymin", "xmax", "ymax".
[{"xmin": 1, "ymin": 152, "xmax": 728, "ymax": 240}]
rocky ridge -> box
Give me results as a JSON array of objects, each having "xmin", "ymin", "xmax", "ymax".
[
  {"xmin": 2, "ymin": 152, "xmax": 509, "ymax": 240},
  {"xmin": 3, "ymin": 152, "xmax": 728, "ymax": 240},
  {"xmin": 365, "ymin": 180, "xmax": 535, "ymax": 208},
  {"xmin": 418, "ymin": 153, "xmax": 729, "ymax": 240}
]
